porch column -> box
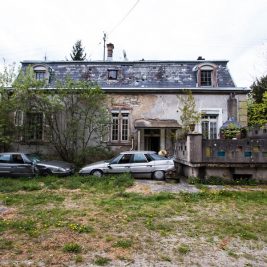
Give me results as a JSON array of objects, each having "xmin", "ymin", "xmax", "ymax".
[
  {"xmin": 137, "ymin": 129, "xmax": 141, "ymax": 150},
  {"xmin": 160, "ymin": 128, "xmax": 165, "ymax": 150}
]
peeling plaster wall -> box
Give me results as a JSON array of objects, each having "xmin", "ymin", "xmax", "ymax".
[{"xmin": 107, "ymin": 93, "xmax": 248, "ymax": 135}]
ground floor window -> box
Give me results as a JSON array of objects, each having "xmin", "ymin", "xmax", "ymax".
[
  {"xmin": 111, "ymin": 111, "xmax": 129, "ymax": 142},
  {"xmin": 201, "ymin": 114, "xmax": 218, "ymax": 139},
  {"xmin": 26, "ymin": 112, "xmax": 44, "ymax": 141}
]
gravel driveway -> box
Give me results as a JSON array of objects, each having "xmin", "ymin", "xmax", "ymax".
[{"xmin": 126, "ymin": 178, "xmax": 200, "ymax": 194}]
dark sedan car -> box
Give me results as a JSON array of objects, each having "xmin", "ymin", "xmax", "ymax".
[{"xmin": 0, "ymin": 152, "xmax": 75, "ymax": 177}]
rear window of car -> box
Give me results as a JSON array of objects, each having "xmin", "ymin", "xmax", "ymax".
[
  {"xmin": 132, "ymin": 153, "xmax": 148, "ymax": 163},
  {"xmin": 145, "ymin": 153, "xmax": 167, "ymax": 161}
]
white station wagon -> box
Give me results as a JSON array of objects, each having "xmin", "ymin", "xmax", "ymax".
[{"xmin": 79, "ymin": 151, "xmax": 175, "ymax": 180}]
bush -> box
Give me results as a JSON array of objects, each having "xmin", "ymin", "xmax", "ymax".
[
  {"xmin": 205, "ymin": 176, "xmax": 224, "ymax": 185},
  {"xmin": 75, "ymin": 146, "xmax": 115, "ymax": 167},
  {"xmin": 63, "ymin": 243, "xmax": 82, "ymax": 253},
  {"xmin": 188, "ymin": 176, "xmax": 202, "ymax": 184}
]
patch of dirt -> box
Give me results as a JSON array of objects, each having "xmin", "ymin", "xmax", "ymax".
[{"xmin": 126, "ymin": 180, "xmax": 200, "ymax": 194}]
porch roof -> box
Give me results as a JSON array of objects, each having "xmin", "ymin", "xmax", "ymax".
[{"xmin": 134, "ymin": 119, "xmax": 181, "ymax": 129}]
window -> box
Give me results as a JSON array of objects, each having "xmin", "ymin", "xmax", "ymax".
[
  {"xmin": 133, "ymin": 153, "xmax": 148, "ymax": 163},
  {"xmin": 118, "ymin": 154, "xmax": 132, "ymax": 164},
  {"xmin": 194, "ymin": 63, "xmax": 217, "ymax": 87},
  {"xmin": 200, "ymin": 70, "xmax": 212, "ymax": 86},
  {"xmin": 0, "ymin": 154, "xmax": 11, "ymax": 163},
  {"xmin": 35, "ymin": 71, "xmax": 46, "ymax": 81},
  {"xmin": 33, "ymin": 64, "xmax": 49, "ymax": 82},
  {"xmin": 111, "ymin": 111, "xmax": 129, "ymax": 142},
  {"xmin": 108, "ymin": 69, "xmax": 118, "ymax": 80},
  {"xmin": 201, "ymin": 114, "xmax": 218, "ymax": 139},
  {"xmin": 26, "ymin": 112, "xmax": 44, "ymax": 141},
  {"xmin": 14, "ymin": 110, "xmax": 23, "ymax": 126}
]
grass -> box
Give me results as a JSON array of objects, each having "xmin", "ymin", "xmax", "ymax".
[
  {"xmin": 63, "ymin": 242, "xmax": 82, "ymax": 253},
  {"xmin": 0, "ymin": 174, "xmax": 266, "ymax": 265}
]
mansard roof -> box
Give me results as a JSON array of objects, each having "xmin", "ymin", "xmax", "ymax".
[{"xmin": 21, "ymin": 59, "xmax": 243, "ymax": 91}]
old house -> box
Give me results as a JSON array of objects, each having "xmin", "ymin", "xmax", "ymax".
[{"xmin": 19, "ymin": 44, "xmax": 249, "ymax": 156}]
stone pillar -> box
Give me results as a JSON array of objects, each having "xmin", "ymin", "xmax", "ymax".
[
  {"xmin": 187, "ymin": 133, "xmax": 203, "ymax": 163},
  {"xmin": 227, "ymin": 93, "xmax": 237, "ymax": 120},
  {"xmin": 137, "ymin": 130, "xmax": 141, "ymax": 150},
  {"xmin": 160, "ymin": 128, "xmax": 165, "ymax": 150}
]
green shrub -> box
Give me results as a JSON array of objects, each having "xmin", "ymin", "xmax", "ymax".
[
  {"xmin": 178, "ymin": 244, "xmax": 190, "ymax": 254},
  {"xmin": 188, "ymin": 176, "xmax": 201, "ymax": 184},
  {"xmin": 112, "ymin": 239, "xmax": 133, "ymax": 248},
  {"xmin": 205, "ymin": 176, "xmax": 224, "ymax": 185},
  {"xmin": 75, "ymin": 146, "xmax": 115, "ymax": 167},
  {"xmin": 94, "ymin": 256, "xmax": 111, "ymax": 266},
  {"xmin": 63, "ymin": 242, "xmax": 82, "ymax": 253}
]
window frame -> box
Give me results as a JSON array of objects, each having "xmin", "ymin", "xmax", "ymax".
[
  {"xmin": 33, "ymin": 64, "xmax": 49, "ymax": 82},
  {"xmin": 195, "ymin": 63, "xmax": 217, "ymax": 87},
  {"xmin": 110, "ymin": 110, "xmax": 130, "ymax": 143},
  {"xmin": 108, "ymin": 69, "xmax": 118, "ymax": 80},
  {"xmin": 25, "ymin": 112, "xmax": 44, "ymax": 142}
]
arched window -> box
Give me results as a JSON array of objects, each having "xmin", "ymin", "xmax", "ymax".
[
  {"xmin": 193, "ymin": 63, "xmax": 217, "ymax": 87},
  {"xmin": 33, "ymin": 64, "xmax": 49, "ymax": 81}
]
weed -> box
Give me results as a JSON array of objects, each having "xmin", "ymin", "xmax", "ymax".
[
  {"xmin": 113, "ymin": 239, "xmax": 133, "ymax": 249},
  {"xmin": 94, "ymin": 256, "xmax": 111, "ymax": 266},
  {"xmin": 160, "ymin": 255, "xmax": 172, "ymax": 262},
  {"xmin": 178, "ymin": 244, "xmax": 190, "ymax": 254},
  {"xmin": 63, "ymin": 243, "xmax": 82, "ymax": 253},
  {"xmin": 68, "ymin": 223, "xmax": 94, "ymax": 233},
  {"xmin": 75, "ymin": 255, "xmax": 84, "ymax": 263},
  {"xmin": 0, "ymin": 238, "xmax": 13, "ymax": 249}
]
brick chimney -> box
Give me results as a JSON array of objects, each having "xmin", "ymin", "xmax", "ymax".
[{"xmin": 106, "ymin": 43, "xmax": 114, "ymax": 61}]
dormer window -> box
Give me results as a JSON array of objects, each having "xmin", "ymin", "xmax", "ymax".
[
  {"xmin": 193, "ymin": 63, "xmax": 217, "ymax": 87},
  {"xmin": 108, "ymin": 69, "xmax": 118, "ymax": 80},
  {"xmin": 35, "ymin": 71, "xmax": 46, "ymax": 81},
  {"xmin": 200, "ymin": 70, "xmax": 212, "ymax": 86},
  {"xmin": 33, "ymin": 65, "xmax": 49, "ymax": 82}
]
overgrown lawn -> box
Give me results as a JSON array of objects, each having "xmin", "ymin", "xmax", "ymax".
[{"xmin": 0, "ymin": 174, "xmax": 266, "ymax": 266}]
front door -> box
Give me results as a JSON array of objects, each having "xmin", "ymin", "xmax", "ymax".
[{"xmin": 144, "ymin": 129, "xmax": 160, "ymax": 152}]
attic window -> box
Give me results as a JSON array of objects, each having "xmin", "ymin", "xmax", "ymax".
[
  {"xmin": 108, "ymin": 69, "xmax": 118, "ymax": 80},
  {"xmin": 200, "ymin": 70, "xmax": 212, "ymax": 86},
  {"xmin": 194, "ymin": 63, "xmax": 217, "ymax": 87},
  {"xmin": 33, "ymin": 65, "xmax": 48, "ymax": 81},
  {"xmin": 35, "ymin": 71, "xmax": 46, "ymax": 81}
]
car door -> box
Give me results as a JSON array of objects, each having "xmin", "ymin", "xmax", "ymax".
[
  {"xmin": 107, "ymin": 154, "xmax": 132, "ymax": 174},
  {"xmin": 0, "ymin": 154, "xmax": 12, "ymax": 177},
  {"xmin": 130, "ymin": 153, "xmax": 154, "ymax": 178},
  {"xmin": 10, "ymin": 154, "xmax": 34, "ymax": 177}
]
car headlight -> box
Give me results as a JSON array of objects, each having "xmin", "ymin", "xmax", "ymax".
[
  {"xmin": 57, "ymin": 167, "xmax": 67, "ymax": 173},
  {"xmin": 49, "ymin": 166, "xmax": 66, "ymax": 173}
]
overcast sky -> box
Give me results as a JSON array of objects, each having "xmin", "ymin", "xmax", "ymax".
[{"xmin": 0, "ymin": 0, "xmax": 266, "ymax": 87}]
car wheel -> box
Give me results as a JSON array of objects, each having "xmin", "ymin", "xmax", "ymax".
[
  {"xmin": 92, "ymin": 170, "xmax": 103, "ymax": 177},
  {"xmin": 153, "ymin": 170, "xmax": 165, "ymax": 180},
  {"xmin": 42, "ymin": 169, "xmax": 52, "ymax": 176}
]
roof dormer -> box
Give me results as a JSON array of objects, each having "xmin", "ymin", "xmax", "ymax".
[
  {"xmin": 193, "ymin": 63, "xmax": 218, "ymax": 87},
  {"xmin": 32, "ymin": 64, "xmax": 51, "ymax": 83}
]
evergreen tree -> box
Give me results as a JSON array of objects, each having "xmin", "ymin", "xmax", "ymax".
[
  {"xmin": 248, "ymin": 75, "xmax": 267, "ymax": 126},
  {"xmin": 250, "ymin": 75, "xmax": 267, "ymax": 103},
  {"xmin": 70, "ymin": 40, "xmax": 87, "ymax": 61}
]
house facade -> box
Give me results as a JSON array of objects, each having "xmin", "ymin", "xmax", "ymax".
[{"xmin": 19, "ymin": 45, "xmax": 249, "ymax": 156}]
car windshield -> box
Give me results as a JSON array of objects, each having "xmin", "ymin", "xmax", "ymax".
[{"xmin": 26, "ymin": 154, "xmax": 42, "ymax": 163}]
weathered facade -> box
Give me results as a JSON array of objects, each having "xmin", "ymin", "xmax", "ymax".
[
  {"xmin": 175, "ymin": 125, "xmax": 267, "ymax": 181},
  {"xmin": 19, "ymin": 44, "xmax": 249, "ymax": 156}
]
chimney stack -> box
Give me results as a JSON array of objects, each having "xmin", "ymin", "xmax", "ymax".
[{"xmin": 106, "ymin": 43, "xmax": 114, "ymax": 61}]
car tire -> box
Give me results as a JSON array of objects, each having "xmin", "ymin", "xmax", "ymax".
[
  {"xmin": 42, "ymin": 169, "xmax": 52, "ymax": 176},
  {"xmin": 153, "ymin": 170, "xmax": 165, "ymax": 180},
  {"xmin": 91, "ymin": 170, "xmax": 103, "ymax": 177}
]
